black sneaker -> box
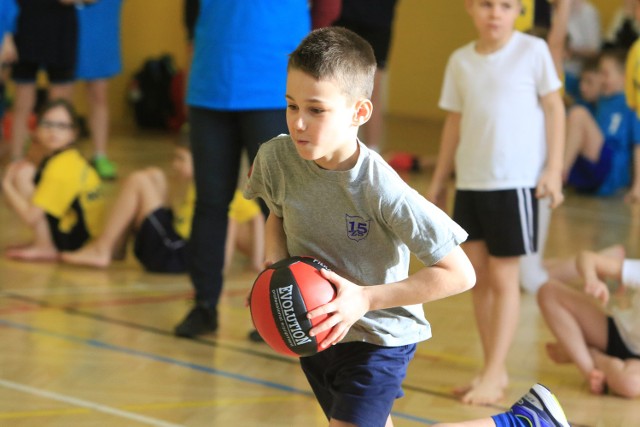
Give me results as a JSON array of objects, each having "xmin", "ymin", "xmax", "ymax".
[
  {"xmin": 174, "ymin": 305, "xmax": 218, "ymax": 338},
  {"xmin": 248, "ymin": 329, "xmax": 264, "ymax": 342}
]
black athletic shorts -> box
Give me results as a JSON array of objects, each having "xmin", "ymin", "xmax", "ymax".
[
  {"xmin": 607, "ymin": 317, "xmax": 640, "ymax": 360},
  {"xmin": 453, "ymin": 188, "xmax": 538, "ymax": 257},
  {"xmin": 134, "ymin": 208, "xmax": 188, "ymax": 274},
  {"xmin": 332, "ymin": 20, "xmax": 393, "ymax": 68},
  {"xmin": 11, "ymin": 60, "xmax": 76, "ymax": 84}
]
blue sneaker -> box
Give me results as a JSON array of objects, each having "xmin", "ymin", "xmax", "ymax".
[{"xmin": 510, "ymin": 383, "xmax": 570, "ymax": 427}]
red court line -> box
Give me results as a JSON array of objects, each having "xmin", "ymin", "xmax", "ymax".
[{"xmin": 0, "ymin": 287, "xmax": 251, "ymax": 315}]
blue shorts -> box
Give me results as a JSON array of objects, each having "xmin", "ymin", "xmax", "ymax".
[
  {"xmin": 453, "ymin": 188, "xmax": 538, "ymax": 257},
  {"xmin": 134, "ymin": 208, "xmax": 188, "ymax": 274},
  {"xmin": 299, "ymin": 342, "xmax": 416, "ymax": 427},
  {"xmin": 567, "ymin": 139, "xmax": 614, "ymax": 193}
]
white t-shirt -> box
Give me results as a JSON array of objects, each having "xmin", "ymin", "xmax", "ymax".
[
  {"xmin": 565, "ymin": 0, "xmax": 601, "ymax": 75},
  {"xmin": 439, "ymin": 31, "xmax": 562, "ymax": 190}
]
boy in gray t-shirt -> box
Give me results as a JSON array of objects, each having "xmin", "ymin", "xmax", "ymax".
[
  {"xmin": 244, "ymin": 27, "xmax": 478, "ymax": 427},
  {"xmin": 244, "ymin": 25, "xmax": 573, "ymax": 427}
]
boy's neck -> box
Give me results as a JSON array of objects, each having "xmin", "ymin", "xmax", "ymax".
[{"xmin": 475, "ymin": 31, "xmax": 515, "ymax": 55}]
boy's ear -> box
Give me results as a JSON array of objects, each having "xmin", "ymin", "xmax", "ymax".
[{"xmin": 352, "ymin": 98, "xmax": 373, "ymax": 126}]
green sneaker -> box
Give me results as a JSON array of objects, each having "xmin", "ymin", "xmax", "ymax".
[{"xmin": 93, "ymin": 155, "xmax": 117, "ymax": 180}]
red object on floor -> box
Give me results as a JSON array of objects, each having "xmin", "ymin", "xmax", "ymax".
[
  {"xmin": 2, "ymin": 112, "xmax": 38, "ymax": 140},
  {"xmin": 388, "ymin": 152, "xmax": 417, "ymax": 172}
]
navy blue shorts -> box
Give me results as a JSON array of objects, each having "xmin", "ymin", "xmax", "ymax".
[
  {"xmin": 134, "ymin": 208, "xmax": 188, "ymax": 274},
  {"xmin": 299, "ymin": 342, "xmax": 416, "ymax": 427},
  {"xmin": 567, "ymin": 139, "xmax": 614, "ymax": 193},
  {"xmin": 453, "ymin": 188, "xmax": 538, "ymax": 257},
  {"xmin": 607, "ymin": 317, "xmax": 640, "ymax": 360}
]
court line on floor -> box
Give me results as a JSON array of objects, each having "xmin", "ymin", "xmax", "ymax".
[
  {"xmin": 0, "ymin": 378, "xmax": 184, "ymax": 427},
  {"xmin": 0, "ymin": 318, "xmax": 440, "ymax": 426},
  {"xmin": 0, "ymin": 293, "xmax": 592, "ymax": 427}
]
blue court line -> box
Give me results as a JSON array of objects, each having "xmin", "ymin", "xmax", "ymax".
[{"xmin": 0, "ymin": 319, "xmax": 439, "ymax": 425}]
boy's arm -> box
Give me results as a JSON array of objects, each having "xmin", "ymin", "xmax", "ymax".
[
  {"xmin": 307, "ymin": 246, "xmax": 475, "ymax": 349},
  {"xmin": 264, "ymin": 213, "xmax": 289, "ymax": 266},
  {"xmin": 1, "ymin": 33, "xmax": 17, "ymax": 64},
  {"xmin": 576, "ymin": 250, "xmax": 624, "ymax": 304},
  {"xmin": 537, "ymin": 90, "xmax": 565, "ymax": 208},
  {"xmin": 547, "ymin": 0, "xmax": 571, "ymax": 78},
  {"xmin": 426, "ymin": 112, "xmax": 461, "ymax": 210},
  {"xmin": 624, "ymin": 145, "xmax": 640, "ymax": 203}
]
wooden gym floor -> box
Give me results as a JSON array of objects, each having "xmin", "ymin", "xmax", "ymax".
[{"xmin": 0, "ymin": 116, "xmax": 639, "ymax": 426}]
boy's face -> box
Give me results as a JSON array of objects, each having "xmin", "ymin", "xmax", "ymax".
[
  {"xmin": 466, "ymin": 0, "xmax": 521, "ymax": 46},
  {"xmin": 35, "ymin": 106, "xmax": 77, "ymax": 153},
  {"xmin": 599, "ymin": 57, "xmax": 625, "ymax": 97},
  {"xmin": 579, "ymin": 70, "xmax": 602, "ymax": 103},
  {"xmin": 171, "ymin": 146, "xmax": 193, "ymax": 180},
  {"xmin": 285, "ymin": 69, "xmax": 371, "ymax": 171}
]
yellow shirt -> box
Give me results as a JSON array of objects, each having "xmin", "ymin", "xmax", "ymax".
[
  {"xmin": 172, "ymin": 187, "xmax": 260, "ymax": 240},
  {"xmin": 32, "ymin": 148, "xmax": 104, "ymax": 238},
  {"xmin": 173, "ymin": 183, "xmax": 195, "ymax": 239},
  {"xmin": 626, "ymin": 38, "xmax": 640, "ymax": 114},
  {"xmin": 229, "ymin": 189, "xmax": 261, "ymax": 224}
]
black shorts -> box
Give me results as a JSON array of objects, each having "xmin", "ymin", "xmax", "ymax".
[
  {"xmin": 453, "ymin": 188, "xmax": 538, "ymax": 257},
  {"xmin": 11, "ymin": 60, "xmax": 76, "ymax": 84},
  {"xmin": 332, "ymin": 20, "xmax": 393, "ymax": 68},
  {"xmin": 134, "ymin": 208, "xmax": 188, "ymax": 274},
  {"xmin": 607, "ymin": 317, "xmax": 640, "ymax": 360},
  {"xmin": 46, "ymin": 212, "xmax": 90, "ymax": 251}
]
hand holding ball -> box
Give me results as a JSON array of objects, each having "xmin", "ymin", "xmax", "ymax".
[{"xmin": 249, "ymin": 256, "xmax": 336, "ymax": 357}]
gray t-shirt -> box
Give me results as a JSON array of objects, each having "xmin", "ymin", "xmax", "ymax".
[{"xmin": 244, "ymin": 135, "xmax": 468, "ymax": 346}]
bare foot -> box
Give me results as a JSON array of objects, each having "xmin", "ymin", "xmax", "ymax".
[
  {"xmin": 588, "ymin": 369, "xmax": 607, "ymax": 394},
  {"xmin": 460, "ymin": 374, "xmax": 507, "ymax": 405},
  {"xmin": 6, "ymin": 245, "xmax": 59, "ymax": 262},
  {"xmin": 545, "ymin": 342, "xmax": 572, "ymax": 364},
  {"xmin": 61, "ymin": 243, "xmax": 111, "ymax": 268},
  {"xmin": 454, "ymin": 371, "xmax": 508, "ymax": 403}
]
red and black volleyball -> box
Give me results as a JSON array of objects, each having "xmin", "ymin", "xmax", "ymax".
[{"xmin": 249, "ymin": 256, "xmax": 336, "ymax": 357}]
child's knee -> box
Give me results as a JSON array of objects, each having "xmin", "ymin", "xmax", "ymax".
[
  {"xmin": 536, "ymin": 280, "xmax": 558, "ymax": 308},
  {"xmin": 616, "ymin": 375, "xmax": 640, "ymax": 398}
]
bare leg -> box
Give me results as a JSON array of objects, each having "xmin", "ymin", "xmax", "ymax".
[
  {"xmin": 537, "ymin": 280, "xmax": 608, "ymax": 380},
  {"xmin": 563, "ymin": 106, "xmax": 604, "ymax": 180},
  {"xmin": 462, "ymin": 254, "xmax": 520, "ymax": 405},
  {"xmin": 361, "ymin": 69, "xmax": 385, "ymax": 151},
  {"xmin": 454, "ymin": 241, "xmax": 500, "ymax": 396},
  {"xmin": 590, "ymin": 348, "xmax": 640, "ymax": 398},
  {"xmin": 3, "ymin": 161, "xmax": 58, "ymax": 261},
  {"xmin": 48, "ymin": 82, "xmax": 74, "ymax": 102},
  {"xmin": 223, "ymin": 219, "xmax": 238, "ymax": 273},
  {"xmin": 85, "ymin": 80, "xmax": 110, "ymax": 157},
  {"xmin": 545, "ymin": 244, "xmax": 626, "ymax": 285},
  {"xmin": 234, "ymin": 213, "xmax": 265, "ymax": 272},
  {"xmin": 9, "ymin": 83, "xmax": 36, "ymax": 160},
  {"xmin": 61, "ymin": 168, "xmax": 167, "ymax": 267}
]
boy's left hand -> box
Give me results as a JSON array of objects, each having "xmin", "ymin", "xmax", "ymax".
[
  {"xmin": 306, "ymin": 268, "xmax": 371, "ymax": 350},
  {"xmin": 536, "ymin": 169, "xmax": 564, "ymax": 208}
]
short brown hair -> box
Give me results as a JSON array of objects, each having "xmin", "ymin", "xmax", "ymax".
[{"xmin": 288, "ymin": 27, "xmax": 377, "ymax": 100}]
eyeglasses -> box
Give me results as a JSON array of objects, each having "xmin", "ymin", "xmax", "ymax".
[{"xmin": 38, "ymin": 120, "xmax": 75, "ymax": 130}]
